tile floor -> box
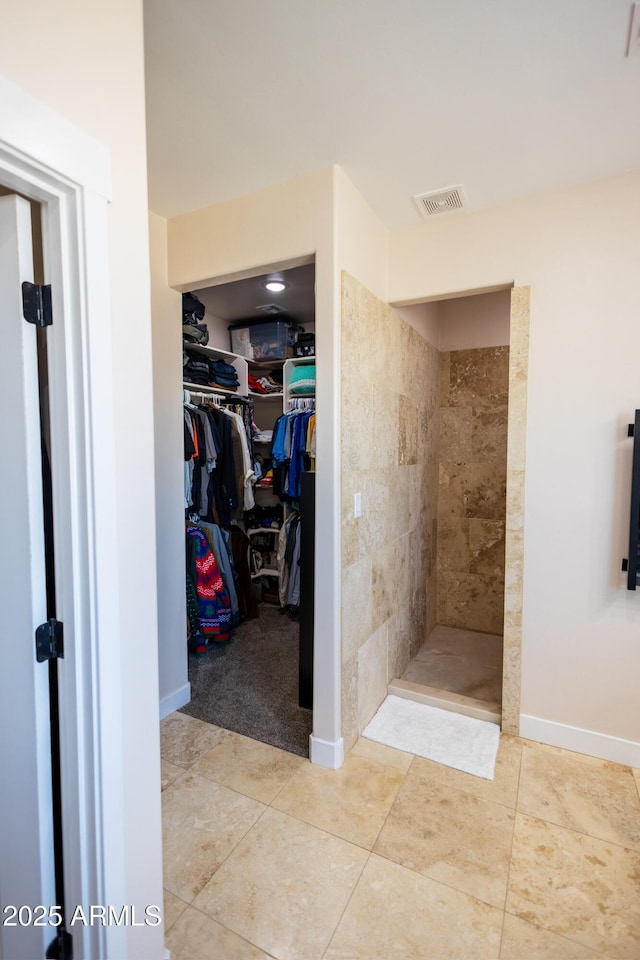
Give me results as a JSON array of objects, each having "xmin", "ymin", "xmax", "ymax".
[
  {"xmin": 160, "ymin": 711, "xmax": 640, "ymax": 959},
  {"xmin": 402, "ymin": 624, "xmax": 503, "ymax": 708}
]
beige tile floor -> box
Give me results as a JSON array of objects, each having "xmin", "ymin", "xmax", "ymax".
[{"xmin": 160, "ymin": 712, "xmax": 640, "ymax": 959}]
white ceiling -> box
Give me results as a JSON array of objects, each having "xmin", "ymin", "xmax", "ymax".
[{"xmin": 144, "ymin": 0, "xmax": 640, "ymax": 228}]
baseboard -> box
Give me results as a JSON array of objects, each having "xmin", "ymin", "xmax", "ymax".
[
  {"xmin": 309, "ymin": 734, "xmax": 344, "ymax": 769},
  {"xmin": 160, "ymin": 682, "xmax": 191, "ymax": 721},
  {"xmin": 520, "ymin": 714, "xmax": 640, "ymax": 767}
]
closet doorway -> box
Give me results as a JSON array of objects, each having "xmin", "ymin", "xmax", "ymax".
[
  {"xmin": 390, "ymin": 286, "xmax": 528, "ymax": 735},
  {"xmin": 179, "ymin": 261, "xmax": 316, "ymax": 757}
]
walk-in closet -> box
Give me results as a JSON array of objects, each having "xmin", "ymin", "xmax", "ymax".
[{"xmin": 179, "ymin": 262, "xmax": 316, "ymax": 756}]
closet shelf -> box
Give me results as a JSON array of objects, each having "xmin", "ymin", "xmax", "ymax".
[
  {"xmin": 247, "ymin": 357, "xmax": 286, "ymax": 368},
  {"xmin": 283, "ymin": 357, "xmax": 316, "ymax": 407},
  {"xmin": 183, "ymin": 381, "xmax": 242, "ymax": 397},
  {"xmin": 183, "ymin": 343, "xmax": 249, "ymax": 394},
  {"xmin": 184, "ymin": 342, "xmax": 240, "ymax": 363},
  {"xmin": 248, "ymin": 391, "xmax": 284, "ymax": 400},
  {"xmin": 251, "ymin": 568, "xmax": 278, "ymax": 579}
]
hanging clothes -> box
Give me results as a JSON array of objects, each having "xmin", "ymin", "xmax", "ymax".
[
  {"xmin": 196, "ymin": 520, "xmax": 240, "ymax": 627},
  {"xmin": 228, "ymin": 525, "xmax": 259, "ymax": 621},
  {"xmin": 225, "ymin": 408, "xmax": 256, "ymax": 515},
  {"xmin": 185, "ymin": 530, "xmax": 206, "ymax": 652},
  {"xmin": 271, "ymin": 405, "xmax": 315, "ymax": 505},
  {"xmin": 183, "ymin": 397, "xmax": 257, "ymax": 526},
  {"xmin": 277, "ymin": 511, "xmax": 301, "ymax": 609},
  {"xmin": 185, "ymin": 524, "xmax": 232, "ymax": 643},
  {"xmin": 306, "ymin": 413, "xmax": 316, "ymax": 469},
  {"xmin": 285, "ymin": 514, "xmax": 302, "ymax": 607},
  {"xmin": 184, "ymin": 408, "xmax": 196, "ymax": 509}
]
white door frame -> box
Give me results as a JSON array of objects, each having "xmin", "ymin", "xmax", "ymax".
[
  {"xmin": 0, "ymin": 75, "xmax": 152, "ymax": 960},
  {"xmin": 0, "ymin": 193, "xmax": 55, "ymax": 960}
]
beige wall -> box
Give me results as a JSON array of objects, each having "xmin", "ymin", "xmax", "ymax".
[
  {"xmin": 439, "ymin": 290, "xmax": 511, "ymax": 351},
  {"xmin": 149, "ymin": 212, "xmax": 188, "ymax": 710},
  {"xmin": 334, "ymin": 166, "xmax": 388, "ymax": 303},
  {"xmin": 393, "ymin": 290, "xmax": 511, "ymax": 352},
  {"xmin": 0, "ymin": 4, "xmax": 164, "ymax": 955},
  {"xmin": 389, "ymin": 169, "xmax": 640, "ymax": 753},
  {"xmin": 394, "ymin": 302, "xmax": 441, "ymax": 348},
  {"xmin": 167, "ymin": 168, "xmax": 332, "ymax": 291},
  {"xmin": 437, "ymin": 347, "xmax": 509, "ymax": 635},
  {"xmin": 341, "ymin": 273, "xmax": 439, "ymax": 751}
]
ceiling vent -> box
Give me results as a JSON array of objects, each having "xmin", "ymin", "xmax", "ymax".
[
  {"xmin": 255, "ymin": 303, "xmax": 286, "ymax": 315},
  {"xmin": 413, "ymin": 185, "xmax": 467, "ymax": 219}
]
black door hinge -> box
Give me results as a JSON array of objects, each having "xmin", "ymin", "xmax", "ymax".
[
  {"xmin": 22, "ymin": 281, "xmax": 53, "ymax": 327},
  {"xmin": 36, "ymin": 619, "xmax": 64, "ymax": 662}
]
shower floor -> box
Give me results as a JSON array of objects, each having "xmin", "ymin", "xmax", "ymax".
[{"xmin": 390, "ymin": 624, "xmax": 503, "ymax": 724}]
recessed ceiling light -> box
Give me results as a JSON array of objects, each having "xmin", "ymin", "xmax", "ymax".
[{"xmin": 263, "ymin": 280, "xmax": 287, "ymax": 293}]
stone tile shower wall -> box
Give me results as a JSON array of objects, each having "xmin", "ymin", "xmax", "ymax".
[
  {"xmin": 341, "ymin": 273, "xmax": 440, "ymax": 752},
  {"xmin": 437, "ymin": 347, "xmax": 509, "ymax": 634}
]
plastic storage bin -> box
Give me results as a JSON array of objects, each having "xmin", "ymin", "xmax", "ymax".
[{"xmin": 229, "ymin": 319, "xmax": 293, "ymax": 360}]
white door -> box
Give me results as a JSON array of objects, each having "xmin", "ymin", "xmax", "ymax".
[{"xmin": 0, "ymin": 194, "xmax": 56, "ymax": 960}]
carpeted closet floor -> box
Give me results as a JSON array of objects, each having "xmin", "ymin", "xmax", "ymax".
[{"xmin": 179, "ymin": 603, "xmax": 312, "ymax": 757}]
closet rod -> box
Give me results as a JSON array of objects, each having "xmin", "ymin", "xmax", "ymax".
[
  {"xmin": 288, "ymin": 397, "xmax": 315, "ymax": 411},
  {"xmin": 183, "ymin": 388, "xmax": 225, "ymax": 404}
]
